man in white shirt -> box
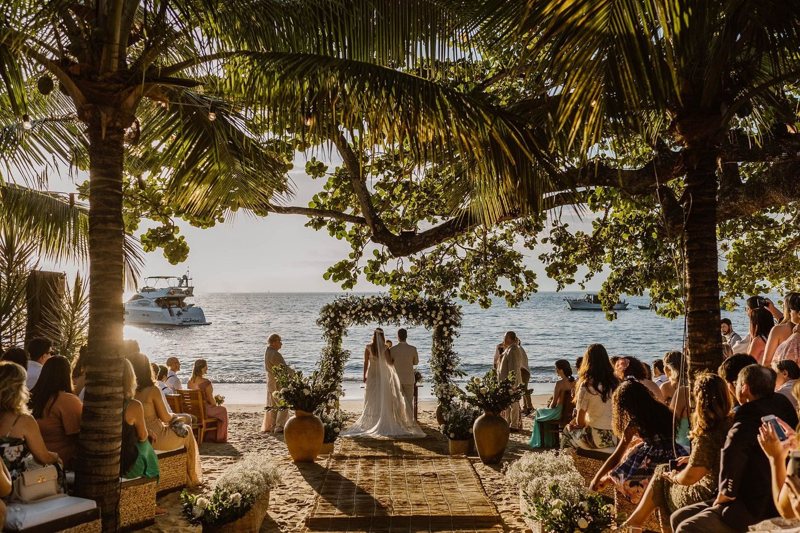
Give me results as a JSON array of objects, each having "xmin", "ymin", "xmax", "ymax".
[
  {"xmin": 652, "ymin": 359, "xmax": 669, "ymax": 386},
  {"xmin": 390, "ymin": 328, "xmax": 419, "ymax": 420},
  {"xmin": 165, "ymin": 357, "xmax": 183, "ymax": 392},
  {"xmin": 721, "ymin": 318, "xmax": 742, "ymax": 347},
  {"xmin": 26, "ymin": 338, "xmax": 53, "ymax": 390},
  {"xmin": 775, "ymin": 360, "xmax": 800, "ymax": 409}
]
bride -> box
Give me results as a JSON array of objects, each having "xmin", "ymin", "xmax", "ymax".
[{"xmin": 342, "ymin": 328, "xmax": 425, "ymax": 438}]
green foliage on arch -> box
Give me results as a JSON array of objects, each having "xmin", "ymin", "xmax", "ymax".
[{"xmin": 316, "ymin": 295, "xmax": 464, "ymax": 408}]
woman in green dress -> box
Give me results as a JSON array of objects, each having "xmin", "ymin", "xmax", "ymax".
[
  {"xmin": 622, "ymin": 373, "xmax": 732, "ymax": 532},
  {"xmin": 120, "ymin": 359, "xmax": 159, "ymax": 480}
]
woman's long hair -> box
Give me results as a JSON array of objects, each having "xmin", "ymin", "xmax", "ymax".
[
  {"xmin": 128, "ymin": 352, "xmax": 155, "ymax": 392},
  {"xmin": 612, "ymin": 379, "xmax": 674, "ymax": 442},
  {"xmin": 0, "ymin": 361, "xmax": 29, "ymax": 415},
  {"xmin": 691, "ymin": 373, "xmax": 732, "ymax": 438},
  {"xmin": 577, "ymin": 344, "xmax": 618, "ymax": 402},
  {"xmin": 750, "ymin": 307, "xmax": 774, "ymax": 340},
  {"xmin": 191, "ymin": 359, "xmax": 207, "ymax": 382},
  {"xmin": 29, "ymin": 356, "xmax": 73, "ymax": 419}
]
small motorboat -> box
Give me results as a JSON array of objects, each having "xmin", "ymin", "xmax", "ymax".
[
  {"xmin": 565, "ymin": 293, "xmax": 629, "ymax": 311},
  {"xmin": 124, "ymin": 275, "xmax": 211, "ymax": 326},
  {"xmin": 637, "ymin": 303, "xmax": 655, "ymax": 310}
]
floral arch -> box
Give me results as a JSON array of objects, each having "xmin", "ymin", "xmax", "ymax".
[{"xmin": 316, "ymin": 295, "xmax": 463, "ymax": 409}]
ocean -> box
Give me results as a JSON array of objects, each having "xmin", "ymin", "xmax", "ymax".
[{"xmin": 124, "ymin": 292, "xmax": 749, "ymax": 401}]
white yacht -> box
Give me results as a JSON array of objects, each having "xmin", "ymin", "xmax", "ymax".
[
  {"xmin": 124, "ymin": 275, "xmax": 211, "ymax": 326},
  {"xmin": 565, "ymin": 293, "xmax": 629, "ymax": 311}
]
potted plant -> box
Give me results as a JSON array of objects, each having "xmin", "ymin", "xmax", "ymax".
[
  {"xmin": 504, "ymin": 451, "xmax": 614, "ymax": 533},
  {"xmin": 272, "ymin": 367, "xmax": 332, "ymax": 462},
  {"xmin": 440, "ymin": 402, "xmax": 481, "ymax": 455},
  {"xmin": 462, "ymin": 370, "xmax": 523, "ymax": 464},
  {"xmin": 181, "ymin": 454, "xmax": 281, "ymax": 532},
  {"xmin": 317, "ymin": 408, "xmax": 345, "ymax": 455}
]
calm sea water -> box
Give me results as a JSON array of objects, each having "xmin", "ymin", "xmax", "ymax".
[{"xmin": 124, "ymin": 292, "xmax": 749, "ymax": 389}]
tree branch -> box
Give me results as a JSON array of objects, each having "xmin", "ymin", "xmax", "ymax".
[{"xmin": 261, "ymin": 204, "xmax": 365, "ymax": 225}]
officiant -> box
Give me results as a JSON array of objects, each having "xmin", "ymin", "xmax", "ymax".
[
  {"xmin": 498, "ymin": 331, "xmax": 525, "ymax": 431},
  {"xmin": 261, "ymin": 333, "xmax": 290, "ymax": 433}
]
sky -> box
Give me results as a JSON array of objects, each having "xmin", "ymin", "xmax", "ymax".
[{"xmin": 39, "ymin": 154, "xmax": 602, "ymax": 294}]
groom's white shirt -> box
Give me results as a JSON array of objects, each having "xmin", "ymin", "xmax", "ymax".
[{"xmin": 391, "ymin": 341, "xmax": 419, "ymax": 385}]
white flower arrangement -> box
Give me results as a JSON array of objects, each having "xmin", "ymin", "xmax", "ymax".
[{"xmin": 503, "ymin": 451, "xmax": 585, "ymax": 503}]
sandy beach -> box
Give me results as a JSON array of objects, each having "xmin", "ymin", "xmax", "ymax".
[{"xmin": 142, "ymin": 395, "xmax": 551, "ymax": 532}]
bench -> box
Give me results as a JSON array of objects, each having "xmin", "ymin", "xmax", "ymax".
[
  {"xmin": 3, "ymin": 496, "xmax": 100, "ymax": 533},
  {"xmin": 156, "ymin": 448, "xmax": 187, "ymax": 495},
  {"xmin": 119, "ymin": 476, "xmax": 157, "ymax": 531}
]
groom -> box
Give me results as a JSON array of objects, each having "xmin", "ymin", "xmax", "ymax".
[{"xmin": 390, "ymin": 328, "xmax": 419, "ymax": 420}]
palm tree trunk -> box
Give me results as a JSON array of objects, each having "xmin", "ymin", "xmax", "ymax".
[
  {"xmin": 75, "ymin": 121, "xmax": 126, "ymax": 531},
  {"xmin": 682, "ymin": 148, "xmax": 723, "ymax": 378}
]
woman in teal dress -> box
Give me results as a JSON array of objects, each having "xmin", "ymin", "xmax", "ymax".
[
  {"xmin": 120, "ymin": 359, "xmax": 159, "ymax": 480},
  {"xmin": 529, "ymin": 359, "xmax": 575, "ymax": 448}
]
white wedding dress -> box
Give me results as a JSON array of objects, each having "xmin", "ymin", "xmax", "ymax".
[{"xmin": 342, "ymin": 329, "xmax": 425, "ymax": 439}]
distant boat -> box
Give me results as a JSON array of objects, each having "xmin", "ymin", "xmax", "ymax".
[
  {"xmin": 638, "ymin": 303, "xmax": 656, "ymax": 310},
  {"xmin": 124, "ymin": 275, "xmax": 211, "ymax": 326},
  {"xmin": 565, "ymin": 293, "xmax": 629, "ymax": 311}
]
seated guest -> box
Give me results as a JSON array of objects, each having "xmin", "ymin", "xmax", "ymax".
[
  {"xmin": 129, "ymin": 352, "xmax": 202, "ymax": 487},
  {"xmin": 748, "ymin": 307, "xmax": 774, "ymax": 364},
  {"xmin": 29, "ymin": 356, "xmax": 83, "ymax": 470},
  {"xmin": 719, "ymin": 354, "xmax": 759, "ymax": 407},
  {"xmin": 156, "ymin": 365, "xmax": 170, "ymax": 394},
  {"xmin": 25, "ymin": 337, "xmax": 53, "ymax": 390},
  {"xmin": 652, "ymin": 359, "xmax": 668, "ymax": 386},
  {"xmin": 561, "ymin": 344, "xmax": 619, "ymax": 451},
  {"xmin": 660, "ymin": 351, "xmax": 690, "ymax": 448},
  {"xmin": 1, "ymin": 462, "xmax": 10, "ymax": 525},
  {"xmin": 763, "ymin": 292, "xmax": 797, "ymax": 367},
  {"xmin": 71, "ymin": 345, "xmax": 88, "ymax": 398},
  {"xmin": 529, "ymin": 359, "xmax": 575, "ymax": 448},
  {"xmin": 659, "ymin": 351, "xmax": 683, "ymax": 403},
  {"xmin": 774, "ymin": 293, "xmax": 800, "ymax": 364},
  {"xmin": 590, "ymin": 379, "xmax": 685, "ymax": 504},
  {"xmin": 120, "ymin": 359, "xmax": 159, "ymax": 480},
  {"xmin": 188, "ymin": 359, "xmax": 228, "ymax": 443},
  {"xmin": 1, "ymin": 347, "xmax": 27, "ymax": 370},
  {"xmin": 671, "ymin": 365, "xmax": 798, "ymax": 532},
  {"xmin": 0, "ymin": 362, "xmax": 60, "ymax": 493},
  {"xmin": 774, "ymin": 359, "xmax": 800, "ymax": 409},
  {"xmin": 622, "ymin": 356, "xmax": 664, "ymax": 401},
  {"xmin": 624, "ymin": 373, "xmax": 732, "ymax": 530},
  {"xmin": 575, "ymin": 356, "xmax": 583, "ymax": 374},
  {"xmin": 165, "ymin": 357, "xmax": 183, "ymax": 392}
]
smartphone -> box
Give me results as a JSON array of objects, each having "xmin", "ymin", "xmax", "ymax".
[
  {"xmin": 668, "ymin": 459, "xmax": 686, "ymax": 472},
  {"xmin": 789, "ymin": 451, "xmax": 800, "ymax": 476},
  {"xmin": 762, "ymin": 415, "xmax": 788, "ymax": 441},
  {"xmin": 757, "ymin": 296, "xmax": 768, "ymax": 307}
]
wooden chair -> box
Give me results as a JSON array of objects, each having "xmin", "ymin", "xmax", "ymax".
[
  {"xmin": 165, "ymin": 393, "xmax": 182, "ymax": 414},
  {"xmin": 540, "ymin": 388, "xmax": 575, "ymax": 448},
  {"xmin": 177, "ymin": 388, "xmax": 219, "ymax": 442}
]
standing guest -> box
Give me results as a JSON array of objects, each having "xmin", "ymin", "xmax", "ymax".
[
  {"xmin": 562, "ymin": 344, "xmax": 619, "ymax": 451},
  {"xmin": 671, "ymin": 365, "xmax": 798, "ymax": 532},
  {"xmin": 71, "ymin": 346, "xmax": 88, "ymax": 397},
  {"xmin": 773, "ymin": 360, "xmax": 800, "ymax": 409},
  {"xmin": 590, "ymin": 380, "xmax": 686, "ymax": 504},
  {"xmin": 188, "ymin": 359, "xmax": 228, "ymax": 443},
  {"xmin": 733, "ymin": 296, "xmax": 782, "ymax": 354},
  {"xmin": 385, "ymin": 339, "xmax": 393, "ymax": 349},
  {"xmin": 747, "ymin": 307, "xmax": 775, "ymax": 364},
  {"xmin": 262, "ymin": 334, "xmax": 290, "ymax": 433},
  {"xmin": 498, "ymin": 331, "xmax": 525, "ymax": 431},
  {"xmin": 129, "ymin": 353, "xmax": 202, "ymax": 487},
  {"xmin": 0, "ymin": 362, "xmax": 60, "ymax": 494},
  {"xmin": 120, "ymin": 359, "xmax": 159, "ymax": 481},
  {"xmin": 721, "ymin": 318, "xmax": 742, "ymax": 347},
  {"xmin": 1, "ymin": 347, "xmax": 27, "ymax": 370},
  {"xmin": 25, "ymin": 337, "xmax": 53, "ymax": 390},
  {"xmin": 518, "ymin": 339, "xmax": 533, "ymax": 415},
  {"xmin": 29, "ymin": 356, "xmax": 82, "ymax": 470},
  {"xmin": 390, "ymin": 328, "xmax": 419, "ymax": 421},
  {"xmin": 774, "ymin": 293, "xmax": 800, "ymax": 364},
  {"xmin": 652, "ymin": 360, "xmax": 668, "ymax": 386},
  {"xmin": 624, "ymin": 373, "xmax": 733, "ymax": 530},
  {"xmin": 165, "ymin": 357, "xmax": 183, "ymax": 392},
  {"xmin": 529, "ymin": 359, "xmax": 575, "ymax": 448},
  {"xmin": 764, "ymin": 292, "xmax": 798, "ymax": 367}
]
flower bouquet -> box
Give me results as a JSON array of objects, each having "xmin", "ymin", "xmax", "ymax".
[
  {"xmin": 440, "ymin": 402, "xmax": 481, "ymax": 440},
  {"xmin": 526, "ymin": 485, "xmax": 614, "ymax": 533},
  {"xmin": 317, "ymin": 408, "xmax": 345, "ymax": 444},
  {"xmin": 214, "ymin": 394, "xmax": 225, "ymax": 406},
  {"xmin": 181, "ymin": 454, "xmax": 281, "ymax": 531},
  {"xmin": 271, "ymin": 367, "xmax": 332, "ymax": 413},
  {"xmin": 462, "ymin": 370, "xmax": 523, "ymax": 414}
]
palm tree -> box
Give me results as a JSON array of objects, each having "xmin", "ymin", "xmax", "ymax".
[
  {"xmin": 475, "ymin": 0, "xmax": 800, "ymax": 376},
  {"xmin": 1, "ymin": 1, "xmax": 555, "ymax": 526}
]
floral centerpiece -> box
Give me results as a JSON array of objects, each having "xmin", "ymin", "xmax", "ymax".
[
  {"xmin": 462, "ymin": 370, "xmax": 523, "ymax": 414},
  {"xmin": 271, "ymin": 367, "xmax": 331, "ymax": 413},
  {"xmin": 317, "ymin": 408, "xmax": 345, "ymax": 444},
  {"xmin": 504, "ymin": 451, "xmax": 615, "ymax": 532},
  {"xmin": 440, "ymin": 402, "xmax": 481, "ymax": 440},
  {"xmin": 181, "ymin": 454, "xmax": 281, "ymax": 530}
]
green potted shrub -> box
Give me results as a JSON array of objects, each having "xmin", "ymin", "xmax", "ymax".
[
  {"xmin": 462, "ymin": 370, "xmax": 523, "ymax": 464},
  {"xmin": 440, "ymin": 402, "xmax": 481, "ymax": 455},
  {"xmin": 272, "ymin": 367, "xmax": 332, "ymax": 462},
  {"xmin": 317, "ymin": 408, "xmax": 345, "ymax": 455}
]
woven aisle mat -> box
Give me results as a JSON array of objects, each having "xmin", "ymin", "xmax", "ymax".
[{"xmin": 306, "ymin": 432, "xmax": 502, "ymax": 533}]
